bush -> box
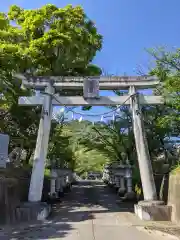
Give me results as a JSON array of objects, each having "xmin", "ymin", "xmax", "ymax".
[{"xmin": 171, "ymin": 163, "xmax": 180, "ymax": 175}]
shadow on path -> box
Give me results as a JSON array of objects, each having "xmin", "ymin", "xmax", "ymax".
[{"xmin": 1, "ymin": 181, "xmax": 135, "ymax": 239}]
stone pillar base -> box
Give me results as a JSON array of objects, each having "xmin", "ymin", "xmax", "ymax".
[
  {"xmin": 63, "ymin": 185, "xmax": 70, "ymax": 193},
  {"xmin": 114, "ymin": 186, "xmax": 119, "ymax": 192},
  {"xmin": 58, "ymin": 190, "xmax": 65, "ymax": 198},
  {"xmin": 15, "ymin": 202, "xmax": 51, "ymax": 222},
  {"xmin": 49, "ymin": 192, "xmax": 58, "ymax": 198},
  {"xmin": 123, "ymin": 191, "xmax": 136, "ymax": 201},
  {"xmin": 117, "ymin": 188, "xmax": 126, "ymax": 196},
  {"xmin": 134, "ymin": 200, "xmax": 172, "ymax": 221}
]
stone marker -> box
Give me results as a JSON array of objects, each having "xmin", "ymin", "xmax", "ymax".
[{"xmin": 0, "ymin": 134, "xmax": 9, "ymax": 168}]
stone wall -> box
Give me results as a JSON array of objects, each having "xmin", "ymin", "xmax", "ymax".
[
  {"xmin": 168, "ymin": 173, "xmax": 180, "ymax": 223},
  {"xmin": 0, "ymin": 166, "xmax": 50, "ymax": 224},
  {"xmin": 0, "ymin": 167, "xmax": 31, "ymax": 202},
  {"xmin": 0, "ymin": 177, "xmax": 20, "ymax": 224},
  {"xmin": 154, "ymin": 174, "xmax": 169, "ymax": 203}
]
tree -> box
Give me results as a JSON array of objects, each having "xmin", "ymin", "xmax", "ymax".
[
  {"xmin": 0, "ymin": 76, "xmax": 40, "ymax": 163},
  {"xmin": 48, "ymin": 124, "xmax": 74, "ymax": 169},
  {"xmin": 47, "ymin": 120, "xmax": 109, "ymax": 174},
  {"xmin": 149, "ymin": 47, "xmax": 180, "ymax": 137},
  {"xmin": 74, "ymin": 148, "xmax": 109, "ymax": 176},
  {"xmin": 2, "ymin": 4, "xmax": 102, "ymax": 77},
  {"xmin": 0, "ymin": 4, "xmax": 103, "ymax": 165},
  {"xmin": 74, "ymin": 114, "xmax": 136, "ymax": 164}
]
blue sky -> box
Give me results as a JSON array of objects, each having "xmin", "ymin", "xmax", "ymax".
[{"xmin": 1, "ymin": 0, "xmax": 180, "ymax": 122}]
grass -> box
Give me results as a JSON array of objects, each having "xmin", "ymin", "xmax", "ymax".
[
  {"xmin": 44, "ymin": 168, "xmax": 51, "ymax": 177},
  {"xmin": 171, "ymin": 161, "xmax": 180, "ymax": 175}
]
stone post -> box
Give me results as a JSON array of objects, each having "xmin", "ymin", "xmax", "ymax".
[
  {"xmin": 124, "ymin": 166, "xmax": 136, "ymax": 200},
  {"xmin": 114, "ymin": 175, "xmax": 120, "ymax": 191},
  {"xmin": 126, "ymin": 176, "xmax": 132, "ymax": 193},
  {"xmin": 50, "ymin": 169, "xmax": 58, "ymax": 197},
  {"xmin": 60, "ymin": 176, "xmax": 64, "ymax": 191},
  {"xmin": 118, "ymin": 176, "xmax": 126, "ymax": 196},
  {"xmin": 126, "ymin": 167, "xmax": 133, "ymax": 193},
  {"xmin": 120, "ymin": 176, "xmax": 125, "ymax": 189},
  {"xmin": 56, "ymin": 177, "xmax": 61, "ymax": 192}
]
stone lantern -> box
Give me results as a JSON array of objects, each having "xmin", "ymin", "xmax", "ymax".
[
  {"xmin": 115, "ymin": 165, "xmax": 126, "ymax": 196},
  {"xmin": 50, "ymin": 169, "xmax": 58, "ymax": 198},
  {"xmin": 123, "ymin": 165, "xmax": 136, "ymax": 200}
]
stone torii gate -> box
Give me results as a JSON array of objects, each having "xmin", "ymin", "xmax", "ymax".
[{"xmin": 18, "ymin": 75, "xmax": 170, "ymax": 220}]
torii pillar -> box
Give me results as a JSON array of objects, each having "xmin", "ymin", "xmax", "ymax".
[{"xmin": 28, "ymin": 83, "xmax": 54, "ymax": 202}]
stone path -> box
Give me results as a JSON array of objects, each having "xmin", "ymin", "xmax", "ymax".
[{"xmin": 0, "ymin": 181, "xmax": 176, "ymax": 239}]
